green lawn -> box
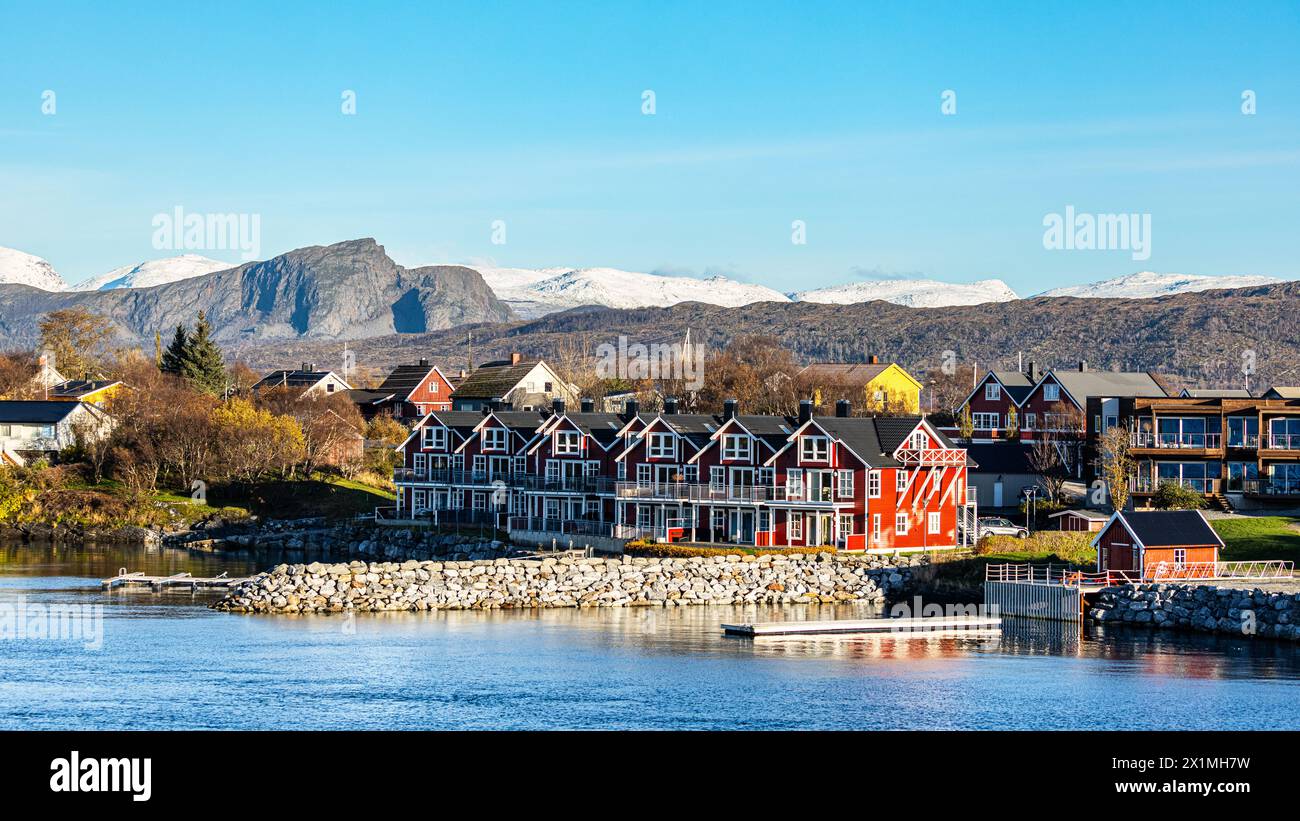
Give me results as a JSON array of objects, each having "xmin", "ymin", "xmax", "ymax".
[{"xmin": 1212, "ymin": 516, "xmax": 1300, "ymax": 562}]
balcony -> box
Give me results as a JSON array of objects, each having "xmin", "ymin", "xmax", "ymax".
[
  {"xmin": 507, "ymin": 517, "xmax": 617, "ymax": 538},
  {"xmin": 1129, "ymin": 432, "xmax": 1222, "ymax": 451},
  {"xmin": 394, "ymin": 468, "xmax": 616, "ymax": 494},
  {"xmin": 1262, "ymin": 434, "xmax": 1300, "ymax": 451},
  {"xmin": 1131, "ymin": 476, "xmax": 1219, "ymax": 495},
  {"xmin": 1242, "ymin": 480, "xmax": 1300, "ymax": 497},
  {"xmin": 613, "ymin": 481, "xmax": 854, "ymax": 505}
]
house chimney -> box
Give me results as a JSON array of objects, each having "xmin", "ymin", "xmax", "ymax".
[
  {"xmin": 301, "ymin": 362, "xmax": 312, "ymax": 373},
  {"xmin": 723, "ymin": 398, "xmax": 737, "ymax": 420},
  {"xmin": 1078, "ymin": 360, "xmax": 1088, "ymax": 372},
  {"xmin": 419, "ymin": 357, "xmax": 429, "ymax": 367},
  {"xmin": 458, "ymin": 368, "xmax": 467, "ymax": 380},
  {"xmin": 798, "ymin": 399, "xmax": 813, "ymax": 424},
  {"xmin": 664, "ymin": 397, "xmax": 679, "ymax": 415},
  {"xmin": 868, "ymin": 354, "xmax": 879, "ymax": 365},
  {"xmin": 836, "ymin": 399, "xmax": 851, "ymax": 418},
  {"xmin": 624, "ymin": 398, "xmax": 639, "ymax": 421},
  {"xmin": 510, "ymin": 352, "xmax": 522, "ymax": 366},
  {"xmin": 580, "ymin": 397, "xmax": 594, "ymax": 413},
  {"xmin": 551, "ymin": 397, "xmax": 565, "ymax": 416},
  {"xmin": 481, "ymin": 404, "xmax": 492, "ymax": 416},
  {"xmin": 1027, "ymin": 361, "xmax": 1038, "ymax": 381}
]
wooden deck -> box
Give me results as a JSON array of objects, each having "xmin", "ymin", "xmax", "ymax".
[
  {"xmin": 721, "ymin": 615, "xmax": 1001, "ymax": 637},
  {"xmin": 101, "ymin": 569, "xmax": 251, "ymax": 592}
]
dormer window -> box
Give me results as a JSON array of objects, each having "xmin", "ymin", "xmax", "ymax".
[
  {"xmin": 647, "ymin": 432, "xmax": 675, "ymax": 459},
  {"xmin": 554, "ymin": 431, "xmax": 581, "ymax": 455},
  {"xmin": 482, "ymin": 428, "xmax": 509, "ymax": 451},
  {"xmin": 722, "ymin": 433, "xmax": 751, "ymax": 461},
  {"xmin": 800, "ymin": 435, "xmax": 830, "ymax": 462},
  {"xmin": 422, "ymin": 426, "xmax": 447, "ymax": 450},
  {"xmin": 985, "ymin": 383, "xmax": 1000, "ymax": 401},
  {"xmin": 909, "ymin": 430, "xmax": 927, "ymax": 450}
]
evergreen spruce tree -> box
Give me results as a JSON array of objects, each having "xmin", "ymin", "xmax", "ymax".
[
  {"xmin": 184, "ymin": 311, "xmax": 227, "ymax": 395},
  {"xmin": 160, "ymin": 324, "xmax": 189, "ymax": 375}
]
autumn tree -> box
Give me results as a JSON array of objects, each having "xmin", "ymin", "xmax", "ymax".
[
  {"xmin": 38, "ymin": 307, "xmax": 115, "ymax": 380},
  {"xmin": 0, "ymin": 351, "xmax": 41, "ymax": 399},
  {"xmin": 210, "ymin": 398, "xmax": 305, "ymax": 482},
  {"xmin": 1027, "ymin": 431, "xmax": 1070, "ymax": 502},
  {"xmin": 258, "ymin": 387, "xmax": 364, "ymax": 475},
  {"xmin": 1098, "ymin": 423, "xmax": 1134, "ymax": 512}
]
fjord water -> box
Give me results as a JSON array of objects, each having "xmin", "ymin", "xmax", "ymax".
[{"xmin": 3, "ymin": 543, "xmax": 1300, "ymax": 730}]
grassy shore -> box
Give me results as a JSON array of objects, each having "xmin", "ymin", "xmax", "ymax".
[{"xmin": 1212, "ymin": 516, "xmax": 1300, "ymax": 562}]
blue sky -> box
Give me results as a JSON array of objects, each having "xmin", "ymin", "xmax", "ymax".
[{"xmin": 1, "ymin": 0, "xmax": 1297, "ymax": 293}]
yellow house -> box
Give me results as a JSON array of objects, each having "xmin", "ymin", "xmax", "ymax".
[
  {"xmin": 49, "ymin": 379, "xmax": 127, "ymax": 408},
  {"xmin": 797, "ymin": 360, "xmax": 924, "ymax": 414}
]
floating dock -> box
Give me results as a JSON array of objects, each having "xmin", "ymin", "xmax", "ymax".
[
  {"xmin": 721, "ymin": 615, "xmax": 1001, "ymax": 637},
  {"xmin": 100, "ymin": 569, "xmax": 250, "ymax": 592}
]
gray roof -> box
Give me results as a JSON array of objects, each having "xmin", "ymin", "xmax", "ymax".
[
  {"xmin": 964, "ymin": 443, "xmax": 1033, "ymax": 474},
  {"xmin": 0, "ymin": 400, "xmax": 88, "ymax": 424},
  {"xmin": 813, "ymin": 415, "xmax": 957, "ymax": 468},
  {"xmin": 1115, "ymin": 510, "xmax": 1222, "ymax": 548},
  {"xmin": 253, "ymin": 369, "xmax": 341, "ymax": 390},
  {"xmin": 1050, "ymin": 370, "xmax": 1167, "ymax": 404},
  {"xmin": 1180, "ymin": 388, "xmax": 1251, "ymax": 398},
  {"xmin": 1264, "ymin": 386, "xmax": 1300, "ymax": 399},
  {"xmin": 991, "ymin": 371, "xmax": 1035, "ymax": 403},
  {"xmin": 377, "ymin": 363, "xmax": 445, "ymax": 397},
  {"xmin": 449, "ymin": 360, "xmax": 539, "ymax": 400}
]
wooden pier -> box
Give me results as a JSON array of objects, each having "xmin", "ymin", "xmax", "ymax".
[
  {"xmin": 100, "ymin": 568, "xmax": 250, "ymax": 592},
  {"xmin": 721, "ymin": 615, "xmax": 1001, "ymax": 637}
]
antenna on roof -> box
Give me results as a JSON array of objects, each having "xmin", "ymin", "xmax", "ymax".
[{"xmin": 467, "ymin": 330, "xmax": 473, "ymax": 372}]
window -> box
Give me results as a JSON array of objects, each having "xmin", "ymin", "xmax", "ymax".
[
  {"xmin": 786, "ymin": 469, "xmax": 804, "ymax": 498},
  {"xmin": 473, "ymin": 455, "xmax": 486, "ymax": 475},
  {"xmin": 896, "ymin": 513, "xmax": 909, "ymax": 535},
  {"xmin": 1043, "ymin": 383, "xmax": 1060, "ymax": 402},
  {"xmin": 482, "ymin": 427, "xmax": 508, "ymax": 451},
  {"xmin": 896, "ymin": 470, "xmax": 908, "ymax": 493},
  {"xmin": 984, "ymin": 383, "xmax": 1001, "ymax": 401},
  {"xmin": 1023, "ymin": 413, "xmax": 1036, "ymax": 430},
  {"xmin": 788, "ymin": 513, "xmax": 803, "ymax": 540},
  {"xmin": 868, "ymin": 470, "xmax": 881, "ymax": 498},
  {"xmin": 684, "ymin": 464, "xmax": 699, "ymax": 483},
  {"xmin": 972, "ymin": 412, "xmax": 999, "ymax": 429},
  {"xmin": 758, "ymin": 467, "xmax": 773, "ymax": 486},
  {"xmin": 909, "ymin": 430, "xmax": 927, "ymax": 450},
  {"xmin": 647, "ymin": 432, "xmax": 675, "ymax": 459},
  {"xmin": 1174, "ymin": 548, "xmax": 1187, "ymax": 565},
  {"xmin": 422, "ymin": 426, "xmax": 447, "ymax": 449},
  {"xmin": 544, "ymin": 382, "xmax": 553, "ymax": 392},
  {"xmin": 617, "ymin": 461, "xmax": 627, "ymax": 480},
  {"xmin": 326, "ymin": 383, "xmax": 335, "ymax": 393},
  {"xmin": 710, "ymin": 466, "xmax": 725, "ymax": 490},
  {"xmin": 800, "ymin": 435, "xmax": 830, "ymax": 462},
  {"xmin": 838, "ymin": 514, "xmax": 854, "ymax": 544},
  {"xmin": 872, "ymin": 514, "xmax": 881, "ymax": 543},
  {"xmin": 722, "ymin": 433, "xmax": 751, "ymax": 461},
  {"xmin": 636, "ymin": 463, "xmax": 652, "ymax": 483},
  {"xmin": 928, "ymin": 512, "xmax": 940, "ymax": 534},
  {"xmin": 837, "ymin": 470, "xmax": 854, "ymax": 498},
  {"xmin": 472, "ymin": 492, "xmax": 486, "ymax": 510},
  {"xmin": 554, "ymin": 431, "xmax": 581, "ymax": 455},
  {"xmin": 413, "ymin": 453, "xmax": 426, "ymax": 476}
]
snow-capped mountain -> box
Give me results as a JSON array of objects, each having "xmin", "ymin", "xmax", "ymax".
[
  {"xmin": 0, "ymin": 246, "xmax": 66, "ymax": 291},
  {"xmin": 793, "ymin": 278, "xmax": 1019, "ymax": 307},
  {"xmin": 472, "ymin": 266, "xmax": 791, "ymax": 318},
  {"xmin": 70, "ymin": 254, "xmax": 234, "ymax": 291},
  {"xmin": 1038, "ymin": 271, "xmax": 1282, "ymax": 299}
]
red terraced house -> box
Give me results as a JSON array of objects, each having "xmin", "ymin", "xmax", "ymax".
[{"xmin": 390, "ymin": 397, "xmax": 977, "ymax": 551}]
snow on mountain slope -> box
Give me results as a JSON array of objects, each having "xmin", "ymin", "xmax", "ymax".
[
  {"xmin": 793, "ymin": 278, "xmax": 1019, "ymax": 307},
  {"xmin": 473, "ymin": 266, "xmax": 791, "ymax": 318},
  {"xmin": 1038, "ymin": 271, "xmax": 1282, "ymax": 299},
  {"xmin": 0, "ymin": 246, "xmax": 66, "ymax": 291},
  {"xmin": 71, "ymin": 254, "xmax": 234, "ymax": 291}
]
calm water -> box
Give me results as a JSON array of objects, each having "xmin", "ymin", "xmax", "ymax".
[{"xmin": 3, "ymin": 543, "xmax": 1300, "ymax": 730}]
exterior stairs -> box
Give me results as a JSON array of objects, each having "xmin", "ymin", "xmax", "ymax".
[{"xmin": 1206, "ymin": 493, "xmax": 1233, "ymax": 513}]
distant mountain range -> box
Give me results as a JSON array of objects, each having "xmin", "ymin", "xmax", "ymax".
[
  {"xmin": 0, "ymin": 239, "xmax": 511, "ymax": 347},
  {"xmin": 1, "ymin": 242, "xmax": 1291, "ymax": 314}
]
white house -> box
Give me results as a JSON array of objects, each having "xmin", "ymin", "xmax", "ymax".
[{"xmin": 0, "ymin": 401, "xmax": 113, "ymax": 466}]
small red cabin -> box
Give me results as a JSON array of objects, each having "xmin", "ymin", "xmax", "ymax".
[
  {"xmin": 1049, "ymin": 509, "xmax": 1108, "ymax": 532},
  {"xmin": 1091, "ymin": 510, "xmax": 1223, "ymax": 581}
]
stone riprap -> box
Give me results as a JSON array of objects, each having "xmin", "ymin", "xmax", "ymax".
[
  {"xmin": 212, "ymin": 552, "xmax": 925, "ymax": 613},
  {"xmin": 1092, "ymin": 583, "xmax": 1300, "ymax": 640},
  {"xmin": 217, "ymin": 523, "xmax": 516, "ymax": 563}
]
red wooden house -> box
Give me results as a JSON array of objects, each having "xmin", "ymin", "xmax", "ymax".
[{"xmin": 1091, "ymin": 510, "xmax": 1223, "ymax": 580}]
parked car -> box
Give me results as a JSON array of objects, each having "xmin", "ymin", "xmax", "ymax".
[{"xmin": 978, "ymin": 517, "xmax": 1028, "ymax": 539}]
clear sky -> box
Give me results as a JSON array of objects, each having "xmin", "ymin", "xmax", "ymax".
[{"xmin": 1, "ymin": 0, "xmax": 1297, "ymax": 293}]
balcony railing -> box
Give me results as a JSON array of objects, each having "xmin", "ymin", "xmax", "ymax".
[
  {"xmin": 1264, "ymin": 434, "xmax": 1300, "ymax": 450},
  {"xmin": 394, "ymin": 468, "xmax": 616, "ymax": 494},
  {"xmin": 1242, "ymin": 479, "xmax": 1300, "ymax": 497},
  {"xmin": 613, "ymin": 481, "xmax": 855, "ymax": 504},
  {"xmin": 507, "ymin": 517, "xmax": 616, "ymax": 537},
  {"xmin": 1131, "ymin": 476, "xmax": 1219, "ymax": 495},
  {"xmin": 1130, "ymin": 431, "xmax": 1221, "ymax": 450}
]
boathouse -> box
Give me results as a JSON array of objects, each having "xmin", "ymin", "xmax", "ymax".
[{"xmin": 1091, "ymin": 510, "xmax": 1223, "ymax": 580}]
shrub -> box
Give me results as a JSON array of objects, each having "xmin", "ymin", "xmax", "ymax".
[
  {"xmin": 976, "ymin": 531, "xmax": 1095, "ymax": 565},
  {"xmin": 1150, "ymin": 481, "xmax": 1205, "ymax": 510},
  {"xmin": 624, "ymin": 540, "xmax": 832, "ymax": 558}
]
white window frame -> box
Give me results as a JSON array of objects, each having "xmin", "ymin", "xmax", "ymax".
[
  {"xmin": 647, "ymin": 432, "xmax": 675, "ymax": 459},
  {"xmin": 837, "ymin": 469, "xmax": 854, "ymax": 499},
  {"xmin": 985, "ymin": 383, "xmax": 1001, "ymax": 401},
  {"xmin": 1043, "ymin": 383, "xmax": 1060, "ymax": 402},
  {"xmin": 896, "ymin": 513, "xmax": 909, "ymax": 535},
  {"xmin": 710, "ymin": 466, "xmax": 725, "ymax": 490},
  {"xmin": 800, "ymin": 435, "xmax": 830, "ymax": 462},
  {"xmin": 972, "ymin": 412, "xmax": 999, "ymax": 429},
  {"xmin": 482, "ymin": 427, "xmax": 508, "ymax": 451},
  {"xmin": 636, "ymin": 463, "xmax": 652, "ymax": 484},
  {"xmin": 684, "ymin": 464, "xmax": 699, "ymax": 483},
  {"xmin": 928, "ymin": 512, "xmax": 940, "ymax": 534},
  {"xmin": 910, "ymin": 430, "xmax": 927, "ymax": 450},
  {"xmin": 872, "ymin": 513, "xmax": 881, "ymax": 543},
  {"xmin": 1174, "ymin": 548, "xmax": 1187, "ymax": 565},
  {"xmin": 722, "ymin": 433, "xmax": 751, "ymax": 461},
  {"xmin": 896, "ymin": 470, "xmax": 908, "ymax": 494},
  {"xmin": 788, "ymin": 512, "xmax": 803, "ymax": 540},
  {"xmin": 554, "ymin": 430, "xmax": 581, "ymax": 455},
  {"xmin": 786, "ymin": 468, "xmax": 804, "ymax": 499},
  {"xmin": 473, "ymin": 454, "xmax": 486, "ymax": 475},
  {"xmin": 868, "ymin": 470, "xmax": 881, "ymax": 498}
]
